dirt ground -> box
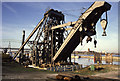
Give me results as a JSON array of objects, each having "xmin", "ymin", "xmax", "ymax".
[
  {"xmin": 92, "ymin": 71, "xmax": 119, "ymax": 79},
  {"xmin": 2, "ymin": 54, "xmax": 120, "ymax": 81},
  {"xmin": 2, "ymin": 72, "xmax": 58, "ymax": 80},
  {"xmin": 93, "ymin": 65, "xmax": 120, "ymax": 79},
  {"xmin": 2, "ymin": 54, "xmax": 58, "ymax": 81},
  {"xmin": 2, "ymin": 62, "xmax": 58, "ymax": 80}
]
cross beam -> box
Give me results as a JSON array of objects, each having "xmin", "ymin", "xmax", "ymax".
[{"xmin": 51, "ymin": 21, "xmax": 76, "ymax": 30}]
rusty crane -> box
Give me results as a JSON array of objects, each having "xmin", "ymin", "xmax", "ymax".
[{"xmin": 13, "ymin": 1, "xmax": 111, "ymax": 67}]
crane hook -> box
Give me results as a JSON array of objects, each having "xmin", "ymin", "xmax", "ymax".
[
  {"xmin": 94, "ymin": 39, "xmax": 97, "ymax": 48},
  {"xmin": 100, "ymin": 11, "xmax": 108, "ymax": 36}
]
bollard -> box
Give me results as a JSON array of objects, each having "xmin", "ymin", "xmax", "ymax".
[
  {"xmin": 47, "ymin": 67, "xmax": 50, "ymax": 71},
  {"xmin": 74, "ymin": 65, "xmax": 76, "ymax": 70},
  {"xmin": 72, "ymin": 65, "xmax": 74, "ymax": 71},
  {"xmin": 79, "ymin": 64, "xmax": 82, "ymax": 69},
  {"xmin": 54, "ymin": 67, "xmax": 56, "ymax": 72},
  {"xmin": 56, "ymin": 66, "xmax": 58, "ymax": 72},
  {"xmin": 64, "ymin": 66, "xmax": 66, "ymax": 71},
  {"xmin": 57, "ymin": 66, "xmax": 60, "ymax": 72},
  {"xmin": 60, "ymin": 66, "xmax": 62, "ymax": 72},
  {"xmin": 50, "ymin": 67, "xmax": 52, "ymax": 71},
  {"xmin": 62, "ymin": 66, "xmax": 64, "ymax": 71},
  {"xmin": 76, "ymin": 65, "xmax": 79, "ymax": 70},
  {"xmin": 70, "ymin": 65, "xmax": 72, "ymax": 71},
  {"xmin": 50, "ymin": 67, "xmax": 51, "ymax": 71},
  {"xmin": 50, "ymin": 67, "xmax": 54, "ymax": 71}
]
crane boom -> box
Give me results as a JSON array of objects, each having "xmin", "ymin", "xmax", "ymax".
[{"xmin": 53, "ymin": 1, "xmax": 111, "ymax": 62}]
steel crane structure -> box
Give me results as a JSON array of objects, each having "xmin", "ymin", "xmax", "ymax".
[{"xmin": 13, "ymin": 1, "xmax": 111, "ymax": 66}]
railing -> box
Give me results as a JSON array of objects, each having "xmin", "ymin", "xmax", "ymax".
[{"xmin": 47, "ymin": 64, "xmax": 82, "ymax": 72}]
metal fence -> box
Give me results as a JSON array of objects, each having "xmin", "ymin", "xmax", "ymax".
[{"xmin": 47, "ymin": 64, "xmax": 82, "ymax": 72}]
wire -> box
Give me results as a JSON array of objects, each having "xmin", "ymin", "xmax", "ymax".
[
  {"xmin": 62, "ymin": 8, "xmax": 86, "ymax": 18},
  {"xmin": 62, "ymin": 8, "xmax": 86, "ymax": 12}
]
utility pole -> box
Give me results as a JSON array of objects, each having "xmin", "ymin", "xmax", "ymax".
[
  {"xmin": 20, "ymin": 30, "xmax": 25, "ymax": 62},
  {"xmin": 8, "ymin": 41, "xmax": 11, "ymax": 53}
]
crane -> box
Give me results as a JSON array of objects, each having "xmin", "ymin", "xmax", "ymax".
[{"xmin": 13, "ymin": 1, "xmax": 111, "ymax": 66}]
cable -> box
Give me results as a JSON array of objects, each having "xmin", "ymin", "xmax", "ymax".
[
  {"xmin": 62, "ymin": 8, "xmax": 86, "ymax": 12},
  {"xmin": 62, "ymin": 8, "xmax": 86, "ymax": 18}
]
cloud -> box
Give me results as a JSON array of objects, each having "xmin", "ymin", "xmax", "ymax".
[{"xmin": 3, "ymin": 3, "xmax": 17, "ymax": 14}]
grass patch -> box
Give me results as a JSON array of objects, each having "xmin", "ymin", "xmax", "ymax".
[
  {"xmin": 2, "ymin": 53, "xmax": 57, "ymax": 74},
  {"xmin": 72, "ymin": 64, "xmax": 119, "ymax": 75}
]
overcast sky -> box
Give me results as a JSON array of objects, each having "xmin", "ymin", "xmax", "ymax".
[{"xmin": 1, "ymin": 1, "xmax": 118, "ymax": 53}]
